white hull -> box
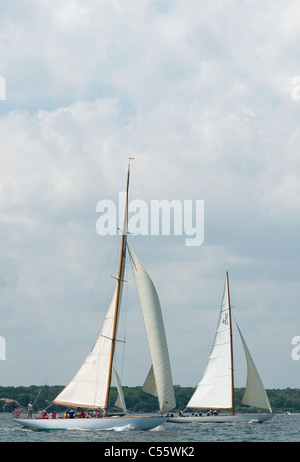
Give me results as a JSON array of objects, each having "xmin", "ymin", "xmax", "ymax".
[
  {"xmin": 169, "ymin": 413, "xmax": 273, "ymax": 424},
  {"xmin": 14, "ymin": 415, "xmax": 168, "ymax": 431}
]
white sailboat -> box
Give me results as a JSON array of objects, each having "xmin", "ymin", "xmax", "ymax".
[
  {"xmin": 14, "ymin": 165, "xmax": 176, "ymax": 431},
  {"xmin": 169, "ymin": 272, "xmax": 273, "ymax": 424}
]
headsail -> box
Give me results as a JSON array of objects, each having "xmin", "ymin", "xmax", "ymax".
[
  {"xmin": 128, "ymin": 245, "xmax": 176, "ymax": 414},
  {"xmin": 236, "ymin": 323, "xmax": 272, "ymax": 412},
  {"xmin": 113, "ymin": 367, "xmax": 127, "ymax": 413},
  {"xmin": 187, "ymin": 275, "xmax": 233, "ymax": 410}
]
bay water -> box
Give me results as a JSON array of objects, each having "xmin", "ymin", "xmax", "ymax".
[{"xmin": 0, "ymin": 413, "xmax": 299, "ymax": 445}]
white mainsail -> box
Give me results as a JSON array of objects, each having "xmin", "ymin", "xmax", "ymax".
[
  {"xmin": 128, "ymin": 245, "xmax": 176, "ymax": 414},
  {"xmin": 187, "ymin": 275, "xmax": 233, "ymax": 410},
  {"xmin": 54, "ymin": 285, "xmax": 122, "ymax": 409},
  {"xmin": 237, "ymin": 323, "xmax": 272, "ymax": 412}
]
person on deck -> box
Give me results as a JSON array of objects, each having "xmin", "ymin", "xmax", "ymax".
[{"xmin": 27, "ymin": 401, "xmax": 33, "ymax": 418}]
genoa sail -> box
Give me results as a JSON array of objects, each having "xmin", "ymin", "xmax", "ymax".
[{"xmin": 128, "ymin": 245, "xmax": 176, "ymax": 414}]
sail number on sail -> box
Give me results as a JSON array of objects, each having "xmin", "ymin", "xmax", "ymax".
[{"xmin": 222, "ymin": 313, "xmax": 229, "ymax": 325}]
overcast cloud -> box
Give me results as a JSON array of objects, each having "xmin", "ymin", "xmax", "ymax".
[{"xmin": 0, "ymin": 0, "xmax": 300, "ymax": 391}]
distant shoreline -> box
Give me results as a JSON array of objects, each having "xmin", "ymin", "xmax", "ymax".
[{"xmin": 1, "ymin": 385, "xmax": 300, "ymax": 414}]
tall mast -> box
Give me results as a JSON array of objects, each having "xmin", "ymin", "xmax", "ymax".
[
  {"xmin": 226, "ymin": 271, "xmax": 235, "ymax": 416},
  {"xmin": 104, "ymin": 165, "xmax": 130, "ymax": 414}
]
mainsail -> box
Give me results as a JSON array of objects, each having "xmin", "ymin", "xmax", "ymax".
[
  {"xmin": 53, "ymin": 285, "xmax": 124, "ymax": 409},
  {"xmin": 187, "ymin": 274, "xmax": 233, "ymax": 410},
  {"xmin": 128, "ymin": 245, "xmax": 176, "ymax": 414}
]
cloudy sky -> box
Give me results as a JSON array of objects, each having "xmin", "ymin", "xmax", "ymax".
[{"xmin": 1, "ymin": 0, "xmax": 300, "ymax": 394}]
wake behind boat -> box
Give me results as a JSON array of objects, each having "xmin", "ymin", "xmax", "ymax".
[
  {"xmin": 169, "ymin": 272, "xmax": 273, "ymax": 424},
  {"xmin": 14, "ymin": 164, "xmax": 175, "ymax": 431}
]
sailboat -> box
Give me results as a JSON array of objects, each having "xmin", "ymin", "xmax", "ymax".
[
  {"xmin": 169, "ymin": 272, "xmax": 273, "ymax": 424},
  {"xmin": 14, "ymin": 164, "xmax": 176, "ymax": 431}
]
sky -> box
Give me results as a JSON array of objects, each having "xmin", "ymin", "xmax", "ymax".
[{"xmin": 0, "ymin": 0, "xmax": 300, "ymax": 392}]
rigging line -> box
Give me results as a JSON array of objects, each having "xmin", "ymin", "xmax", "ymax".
[
  {"xmin": 32, "ymin": 386, "xmax": 46, "ymax": 408},
  {"xmin": 78, "ymin": 274, "xmax": 113, "ymax": 366},
  {"xmin": 107, "ymin": 242, "xmax": 129, "ymax": 409},
  {"xmin": 100, "ymin": 334, "xmax": 125, "ymax": 343},
  {"xmin": 34, "ymin": 235, "xmax": 116, "ymax": 387},
  {"xmin": 118, "ymin": 260, "xmax": 128, "ymax": 386},
  {"xmin": 93, "ymin": 325, "xmax": 103, "ymax": 409},
  {"xmin": 33, "ymin": 237, "xmax": 101, "ymax": 383},
  {"xmin": 110, "ymin": 252, "xmax": 129, "ymax": 407},
  {"xmin": 73, "ymin": 235, "xmax": 120, "ymax": 365},
  {"xmin": 99, "ymin": 261, "xmax": 129, "ymax": 413},
  {"xmin": 44, "ymin": 246, "xmax": 118, "ymax": 385},
  {"xmin": 85, "ymin": 234, "xmax": 122, "ymax": 409}
]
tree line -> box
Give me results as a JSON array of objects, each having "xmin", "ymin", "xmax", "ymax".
[{"xmin": 0, "ymin": 385, "xmax": 299, "ymax": 414}]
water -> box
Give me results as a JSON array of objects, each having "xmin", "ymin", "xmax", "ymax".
[{"xmin": 1, "ymin": 413, "xmax": 299, "ymax": 445}]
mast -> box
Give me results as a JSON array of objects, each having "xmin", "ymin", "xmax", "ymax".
[
  {"xmin": 226, "ymin": 271, "xmax": 235, "ymax": 416},
  {"xmin": 103, "ymin": 165, "xmax": 130, "ymax": 414}
]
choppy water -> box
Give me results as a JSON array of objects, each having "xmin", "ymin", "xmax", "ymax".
[{"xmin": 0, "ymin": 413, "xmax": 299, "ymax": 446}]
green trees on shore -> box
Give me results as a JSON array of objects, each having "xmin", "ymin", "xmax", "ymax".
[{"xmin": 0, "ymin": 385, "xmax": 299, "ymax": 414}]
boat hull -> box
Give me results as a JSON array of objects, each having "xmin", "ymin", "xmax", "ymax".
[
  {"xmin": 14, "ymin": 415, "xmax": 168, "ymax": 431},
  {"xmin": 169, "ymin": 413, "xmax": 273, "ymax": 424}
]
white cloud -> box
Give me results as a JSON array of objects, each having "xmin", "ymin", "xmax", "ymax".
[{"xmin": 0, "ymin": 0, "xmax": 300, "ymax": 391}]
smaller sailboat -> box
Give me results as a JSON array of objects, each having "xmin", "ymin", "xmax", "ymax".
[
  {"xmin": 169, "ymin": 272, "xmax": 273, "ymax": 424},
  {"xmin": 14, "ymin": 165, "xmax": 175, "ymax": 431}
]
